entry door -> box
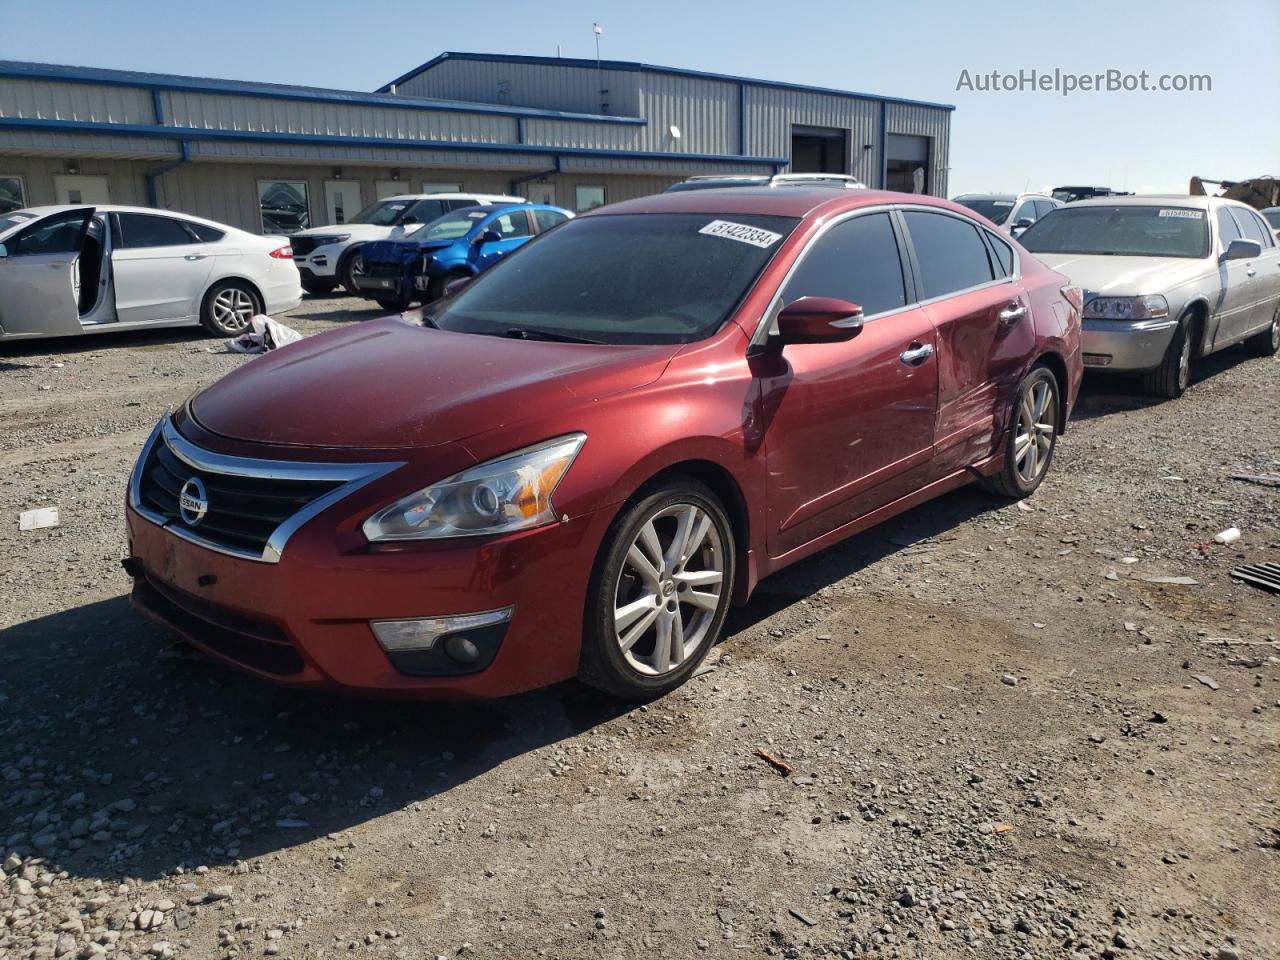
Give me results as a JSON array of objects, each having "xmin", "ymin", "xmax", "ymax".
[
  {"xmin": 469, "ymin": 210, "xmax": 533, "ymax": 272},
  {"xmin": 0, "ymin": 207, "xmax": 95, "ymax": 336},
  {"xmin": 521, "ymin": 182, "xmax": 556, "ymax": 206},
  {"xmin": 54, "ymin": 175, "xmax": 111, "ymax": 205},
  {"xmin": 1212, "ymin": 207, "xmax": 1258, "ymax": 344},
  {"xmin": 111, "ymin": 212, "xmax": 213, "ymax": 322},
  {"xmin": 324, "ymin": 181, "xmax": 362, "ymax": 227},
  {"xmin": 758, "ymin": 212, "xmax": 939, "ymax": 557}
]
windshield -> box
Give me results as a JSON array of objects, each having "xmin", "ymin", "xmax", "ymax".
[
  {"xmin": 1019, "ymin": 205, "xmax": 1209, "ymax": 258},
  {"xmin": 432, "ymin": 213, "xmax": 799, "ymax": 345},
  {"xmin": 413, "ymin": 208, "xmax": 491, "ymax": 242},
  {"xmin": 955, "ymin": 198, "xmax": 1015, "ymax": 225},
  {"xmin": 347, "ymin": 198, "xmax": 416, "ymax": 226}
]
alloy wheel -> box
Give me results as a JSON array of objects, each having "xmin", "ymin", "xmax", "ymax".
[
  {"xmin": 211, "ymin": 288, "xmax": 254, "ymax": 332},
  {"xmin": 1013, "ymin": 379, "xmax": 1056, "ymax": 485},
  {"xmin": 1177, "ymin": 333, "xmax": 1193, "ymax": 391},
  {"xmin": 612, "ymin": 503, "xmax": 725, "ymax": 677}
]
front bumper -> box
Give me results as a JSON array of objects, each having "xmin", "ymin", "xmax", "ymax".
[
  {"xmin": 352, "ymin": 273, "xmax": 408, "ymax": 299},
  {"xmin": 125, "ymin": 501, "xmax": 604, "ymax": 699},
  {"xmin": 292, "ymin": 247, "xmax": 341, "ymax": 278},
  {"xmin": 1080, "ymin": 317, "xmax": 1177, "ymax": 371}
]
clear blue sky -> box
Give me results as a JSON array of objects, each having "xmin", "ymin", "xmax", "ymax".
[{"xmin": 8, "ymin": 0, "xmax": 1278, "ymax": 196}]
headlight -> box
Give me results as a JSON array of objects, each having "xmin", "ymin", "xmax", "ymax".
[
  {"xmin": 308, "ymin": 234, "xmax": 351, "ymax": 246},
  {"xmin": 1083, "ymin": 295, "xmax": 1169, "ymax": 321},
  {"xmin": 362, "ymin": 434, "xmax": 586, "ymax": 542}
]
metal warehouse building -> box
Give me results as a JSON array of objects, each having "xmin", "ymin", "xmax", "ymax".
[{"xmin": 0, "ymin": 52, "xmax": 952, "ymax": 235}]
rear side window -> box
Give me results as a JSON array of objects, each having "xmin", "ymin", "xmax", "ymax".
[
  {"xmin": 902, "ymin": 211, "xmax": 995, "ymax": 299},
  {"xmin": 1228, "ymin": 207, "xmax": 1273, "ymax": 248},
  {"xmin": 1033, "ymin": 200, "xmax": 1056, "ymax": 219},
  {"xmin": 1216, "ymin": 208, "xmax": 1242, "ymax": 246},
  {"xmin": 986, "ymin": 231, "xmax": 1015, "ymax": 277},
  {"xmin": 186, "ymin": 222, "xmax": 225, "ymax": 243},
  {"xmin": 1011, "ymin": 200, "xmax": 1038, "ymax": 225},
  {"xmin": 404, "ymin": 199, "xmax": 447, "ymax": 225},
  {"xmin": 534, "ymin": 209, "xmax": 569, "ymax": 233},
  {"xmin": 780, "ymin": 212, "xmax": 907, "ymax": 318},
  {"xmin": 489, "ymin": 212, "xmax": 531, "ymax": 239},
  {"xmin": 117, "ymin": 213, "xmax": 195, "ymax": 248}
]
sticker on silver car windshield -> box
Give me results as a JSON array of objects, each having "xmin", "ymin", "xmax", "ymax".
[
  {"xmin": 698, "ymin": 220, "xmax": 784, "ymax": 248},
  {"xmin": 1157, "ymin": 209, "xmax": 1203, "ymax": 219}
]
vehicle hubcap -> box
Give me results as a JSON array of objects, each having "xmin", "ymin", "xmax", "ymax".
[
  {"xmin": 1013, "ymin": 380, "xmax": 1055, "ymax": 485},
  {"xmin": 613, "ymin": 503, "xmax": 725, "ymax": 677},
  {"xmin": 1177, "ymin": 335, "xmax": 1192, "ymax": 390},
  {"xmin": 1271, "ymin": 311, "xmax": 1280, "ymax": 349},
  {"xmin": 212, "ymin": 288, "xmax": 254, "ymax": 332}
]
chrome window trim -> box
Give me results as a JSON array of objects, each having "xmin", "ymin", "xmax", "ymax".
[{"xmin": 128, "ymin": 412, "xmax": 404, "ymax": 564}]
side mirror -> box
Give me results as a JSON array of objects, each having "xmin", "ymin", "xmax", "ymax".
[
  {"xmin": 775, "ymin": 296, "xmax": 864, "ymax": 345},
  {"xmin": 1014, "ymin": 218, "xmax": 1034, "ymax": 229},
  {"xmin": 444, "ymin": 275, "xmax": 472, "ymax": 297},
  {"xmin": 477, "ymin": 229, "xmax": 502, "ymax": 245},
  {"xmin": 1222, "ymin": 237, "xmax": 1262, "ymax": 262}
]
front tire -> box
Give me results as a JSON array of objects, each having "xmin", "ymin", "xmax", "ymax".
[
  {"xmin": 1244, "ymin": 302, "xmax": 1280, "ymax": 357},
  {"xmin": 338, "ymin": 248, "xmax": 363, "ymax": 296},
  {"xmin": 1143, "ymin": 313, "xmax": 1197, "ymax": 398},
  {"xmin": 374, "ymin": 297, "xmax": 412, "ymax": 313},
  {"xmin": 983, "ymin": 365, "xmax": 1060, "ymax": 499},
  {"xmin": 579, "ymin": 479, "xmax": 736, "ymax": 700},
  {"xmin": 200, "ymin": 280, "xmax": 261, "ymax": 336}
]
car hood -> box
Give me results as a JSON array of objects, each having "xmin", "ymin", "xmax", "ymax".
[
  {"xmin": 1032, "ymin": 253, "xmax": 1209, "ymax": 296},
  {"xmin": 293, "ymin": 224, "xmax": 392, "ymax": 242},
  {"xmin": 361, "ymin": 238, "xmax": 453, "ymax": 265},
  {"xmin": 190, "ymin": 317, "xmax": 678, "ymax": 449}
]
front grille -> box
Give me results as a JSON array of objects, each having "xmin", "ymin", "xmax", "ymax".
[
  {"xmin": 135, "ymin": 578, "xmax": 306, "ymax": 675},
  {"xmin": 138, "ymin": 433, "xmax": 343, "ymax": 558},
  {"xmin": 290, "ymin": 236, "xmax": 320, "ymax": 256}
]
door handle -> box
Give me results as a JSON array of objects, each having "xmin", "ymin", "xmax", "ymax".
[
  {"xmin": 900, "ymin": 342, "xmax": 934, "ymax": 366},
  {"xmin": 184, "ymin": 254, "xmax": 208, "ymax": 261},
  {"xmin": 998, "ymin": 302, "xmax": 1028, "ymax": 325},
  {"xmin": 1246, "ymin": 268, "xmax": 1257, "ymax": 277}
]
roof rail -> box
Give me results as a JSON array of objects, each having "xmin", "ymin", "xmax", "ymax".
[{"xmin": 769, "ymin": 173, "xmax": 865, "ymax": 188}]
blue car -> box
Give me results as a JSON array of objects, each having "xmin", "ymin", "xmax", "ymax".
[{"xmin": 352, "ymin": 203, "xmax": 574, "ymax": 310}]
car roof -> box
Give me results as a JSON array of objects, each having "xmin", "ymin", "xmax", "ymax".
[
  {"xmin": 8, "ymin": 204, "xmax": 241, "ymax": 231},
  {"xmin": 1058, "ymin": 194, "xmax": 1237, "ymax": 211},
  {"xmin": 380, "ymin": 193, "xmax": 525, "ymax": 202},
  {"xmin": 584, "ymin": 187, "xmax": 963, "ymax": 220}
]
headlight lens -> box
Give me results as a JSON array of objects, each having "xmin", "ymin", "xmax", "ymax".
[
  {"xmin": 362, "ymin": 434, "xmax": 586, "ymax": 542},
  {"xmin": 309, "ymin": 234, "xmax": 352, "ymax": 246},
  {"xmin": 1083, "ymin": 295, "xmax": 1169, "ymax": 321}
]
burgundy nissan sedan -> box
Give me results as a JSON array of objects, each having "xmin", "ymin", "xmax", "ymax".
[{"xmin": 125, "ymin": 186, "xmax": 1082, "ymax": 700}]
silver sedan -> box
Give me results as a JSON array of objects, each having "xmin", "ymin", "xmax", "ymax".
[{"xmin": 1020, "ymin": 196, "xmax": 1280, "ymax": 397}]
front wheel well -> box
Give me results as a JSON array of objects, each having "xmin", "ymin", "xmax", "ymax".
[
  {"xmin": 1180, "ymin": 300, "xmax": 1208, "ymax": 356},
  {"xmin": 614, "ymin": 460, "xmax": 752, "ymax": 603}
]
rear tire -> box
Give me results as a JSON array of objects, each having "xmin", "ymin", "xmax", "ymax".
[
  {"xmin": 200, "ymin": 280, "xmax": 261, "ymax": 336},
  {"xmin": 1142, "ymin": 313, "xmax": 1198, "ymax": 399},
  {"xmin": 982, "ymin": 365, "xmax": 1060, "ymax": 499},
  {"xmin": 1243, "ymin": 302, "xmax": 1280, "ymax": 357},
  {"xmin": 579, "ymin": 479, "xmax": 736, "ymax": 700}
]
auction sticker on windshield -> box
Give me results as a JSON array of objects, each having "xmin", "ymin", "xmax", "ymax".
[
  {"xmin": 698, "ymin": 220, "xmax": 784, "ymax": 248},
  {"xmin": 1157, "ymin": 209, "xmax": 1203, "ymax": 219}
]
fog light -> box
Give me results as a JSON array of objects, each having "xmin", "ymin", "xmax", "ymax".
[
  {"xmin": 370, "ymin": 607, "xmax": 513, "ymax": 653},
  {"xmin": 445, "ymin": 635, "xmax": 481, "ymax": 664}
]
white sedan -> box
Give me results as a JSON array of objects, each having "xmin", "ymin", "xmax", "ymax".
[{"xmin": 0, "ymin": 205, "xmax": 302, "ymax": 342}]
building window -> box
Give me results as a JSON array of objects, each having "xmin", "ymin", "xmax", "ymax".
[
  {"xmin": 575, "ymin": 185, "xmax": 606, "ymax": 211},
  {"xmin": 0, "ymin": 175, "xmax": 26, "ymax": 213},
  {"xmin": 258, "ymin": 180, "xmax": 310, "ymax": 234},
  {"xmin": 422, "ymin": 182, "xmax": 461, "ymax": 193},
  {"xmin": 885, "ymin": 134, "xmax": 930, "ymax": 194}
]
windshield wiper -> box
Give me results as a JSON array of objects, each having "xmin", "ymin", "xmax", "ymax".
[{"xmin": 504, "ymin": 327, "xmax": 603, "ymax": 345}]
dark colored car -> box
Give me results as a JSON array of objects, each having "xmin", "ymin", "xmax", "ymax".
[
  {"xmin": 351, "ymin": 203, "xmax": 572, "ymax": 311},
  {"xmin": 125, "ymin": 187, "xmax": 1082, "ymax": 700}
]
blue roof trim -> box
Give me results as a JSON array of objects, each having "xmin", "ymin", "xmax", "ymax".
[
  {"xmin": 0, "ymin": 60, "xmax": 647, "ymax": 126},
  {"xmin": 0, "ymin": 116, "xmax": 788, "ymax": 167},
  {"xmin": 380, "ymin": 51, "xmax": 956, "ymax": 113}
]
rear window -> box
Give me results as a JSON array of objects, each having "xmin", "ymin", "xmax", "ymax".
[
  {"xmin": 1020, "ymin": 205, "xmax": 1209, "ymax": 259},
  {"xmin": 955, "ymin": 198, "xmax": 1015, "ymax": 225}
]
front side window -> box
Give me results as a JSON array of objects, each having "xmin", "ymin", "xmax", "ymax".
[
  {"xmin": 258, "ymin": 180, "xmax": 310, "ymax": 234},
  {"xmin": 5, "ymin": 210, "xmax": 90, "ymax": 257},
  {"xmin": 1263, "ymin": 210, "xmax": 1280, "ymax": 230},
  {"xmin": 575, "ymin": 185, "xmax": 606, "ymax": 211},
  {"xmin": 0, "ymin": 175, "xmax": 26, "ymax": 214},
  {"xmin": 1011, "ymin": 200, "xmax": 1038, "ymax": 225},
  {"xmin": 902, "ymin": 211, "xmax": 995, "ymax": 299},
  {"xmin": 403, "ymin": 199, "xmax": 448, "ymax": 226},
  {"xmin": 486, "ymin": 211, "xmax": 531, "ymax": 240},
  {"xmin": 779, "ymin": 212, "xmax": 906, "ymax": 318},
  {"xmin": 432, "ymin": 213, "xmax": 798, "ymax": 345},
  {"xmin": 1033, "ymin": 200, "xmax": 1057, "ymax": 219},
  {"xmin": 1227, "ymin": 207, "xmax": 1273, "ymax": 248},
  {"xmin": 1020, "ymin": 205, "xmax": 1209, "ymax": 259},
  {"xmin": 1216, "ymin": 207, "xmax": 1242, "ymax": 246},
  {"xmin": 416, "ymin": 208, "xmax": 492, "ymax": 242},
  {"xmin": 116, "ymin": 213, "xmax": 195, "ymax": 248},
  {"xmin": 955, "ymin": 198, "xmax": 1015, "ymax": 225}
]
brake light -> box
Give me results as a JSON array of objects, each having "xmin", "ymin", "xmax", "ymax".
[
  {"xmin": 1060, "ymin": 285, "xmax": 1083, "ymax": 313},
  {"xmin": 269, "ymin": 244, "xmax": 293, "ymax": 259}
]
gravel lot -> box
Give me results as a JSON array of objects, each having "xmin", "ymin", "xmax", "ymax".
[{"xmin": 1, "ymin": 295, "xmax": 1277, "ymax": 960}]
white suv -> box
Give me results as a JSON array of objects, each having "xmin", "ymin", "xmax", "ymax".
[{"xmin": 291, "ymin": 192, "xmax": 527, "ymax": 295}]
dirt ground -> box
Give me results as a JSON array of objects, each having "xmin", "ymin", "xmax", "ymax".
[{"xmin": 1, "ymin": 295, "xmax": 1277, "ymax": 960}]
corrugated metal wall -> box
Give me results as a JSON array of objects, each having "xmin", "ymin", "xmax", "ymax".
[
  {"xmin": 0, "ymin": 128, "xmax": 177, "ymax": 160},
  {"xmin": 395, "ymin": 59, "xmax": 643, "ymax": 117},
  {"xmin": 0, "ymin": 77, "xmax": 153, "ymax": 124},
  {"xmin": 744, "ymin": 86, "xmax": 881, "ymax": 184},
  {"xmin": 886, "ymin": 102, "xmax": 950, "ymax": 197}
]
